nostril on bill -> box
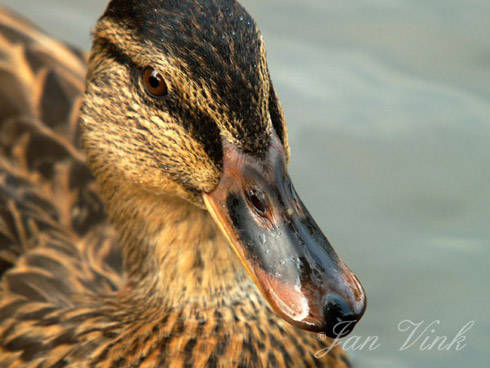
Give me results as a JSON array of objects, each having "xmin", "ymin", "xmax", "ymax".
[
  {"xmin": 322, "ymin": 293, "xmax": 362, "ymax": 338},
  {"xmin": 246, "ymin": 187, "xmax": 268, "ymax": 217}
]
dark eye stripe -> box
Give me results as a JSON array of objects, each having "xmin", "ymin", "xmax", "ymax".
[
  {"xmin": 96, "ymin": 37, "xmax": 223, "ymax": 169},
  {"xmin": 97, "ymin": 37, "xmax": 135, "ymax": 68}
]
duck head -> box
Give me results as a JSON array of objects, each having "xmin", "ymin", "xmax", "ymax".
[{"xmin": 80, "ymin": 0, "xmax": 366, "ymax": 338}]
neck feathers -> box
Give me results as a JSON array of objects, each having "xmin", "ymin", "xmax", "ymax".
[{"xmin": 101, "ymin": 182, "xmax": 246, "ymax": 307}]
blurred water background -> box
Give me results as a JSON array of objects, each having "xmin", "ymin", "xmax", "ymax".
[{"xmin": 2, "ymin": 0, "xmax": 489, "ymax": 367}]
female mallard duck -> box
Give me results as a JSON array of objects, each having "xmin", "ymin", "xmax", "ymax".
[{"xmin": 0, "ymin": 1, "xmax": 366, "ymax": 367}]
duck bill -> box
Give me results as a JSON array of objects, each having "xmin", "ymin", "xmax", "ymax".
[{"xmin": 203, "ymin": 135, "xmax": 366, "ymax": 338}]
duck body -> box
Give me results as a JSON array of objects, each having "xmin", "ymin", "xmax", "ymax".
[{"xmin": 0, "ymin": 1, "xmax": 364, "ymax": 367}]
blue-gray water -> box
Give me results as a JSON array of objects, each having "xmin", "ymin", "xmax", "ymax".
[{"xmin": 2, "ymin": 0, "xmax": 489, "ymax": 367}]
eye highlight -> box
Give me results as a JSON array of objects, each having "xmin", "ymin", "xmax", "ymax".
[{"xmin": 143, "ymin": 67, "xmax": 168, "ymax": 97}]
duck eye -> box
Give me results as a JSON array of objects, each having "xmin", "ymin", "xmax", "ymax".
[
  {"xmin": 246, "ymin": 188, "xmax": 268, "ymax": 217},
  {"xmin": 143, "ymin": 67, "xmax": 168, "ymax": 97}
]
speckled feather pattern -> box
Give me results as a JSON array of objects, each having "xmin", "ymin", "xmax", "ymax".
[{"xmin": 0, "ymin": 4, "xmax": 350, "ymax": 368}]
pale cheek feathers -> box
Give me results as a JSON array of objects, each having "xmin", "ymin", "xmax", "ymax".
[{"xmin": 81, "ymin": 64, "xmax": 220, "ymax": 196}]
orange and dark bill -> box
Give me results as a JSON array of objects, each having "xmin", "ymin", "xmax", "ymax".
[{"xmin": 204, "ymin": 134, "xmax": 366, "ymax": 338}]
